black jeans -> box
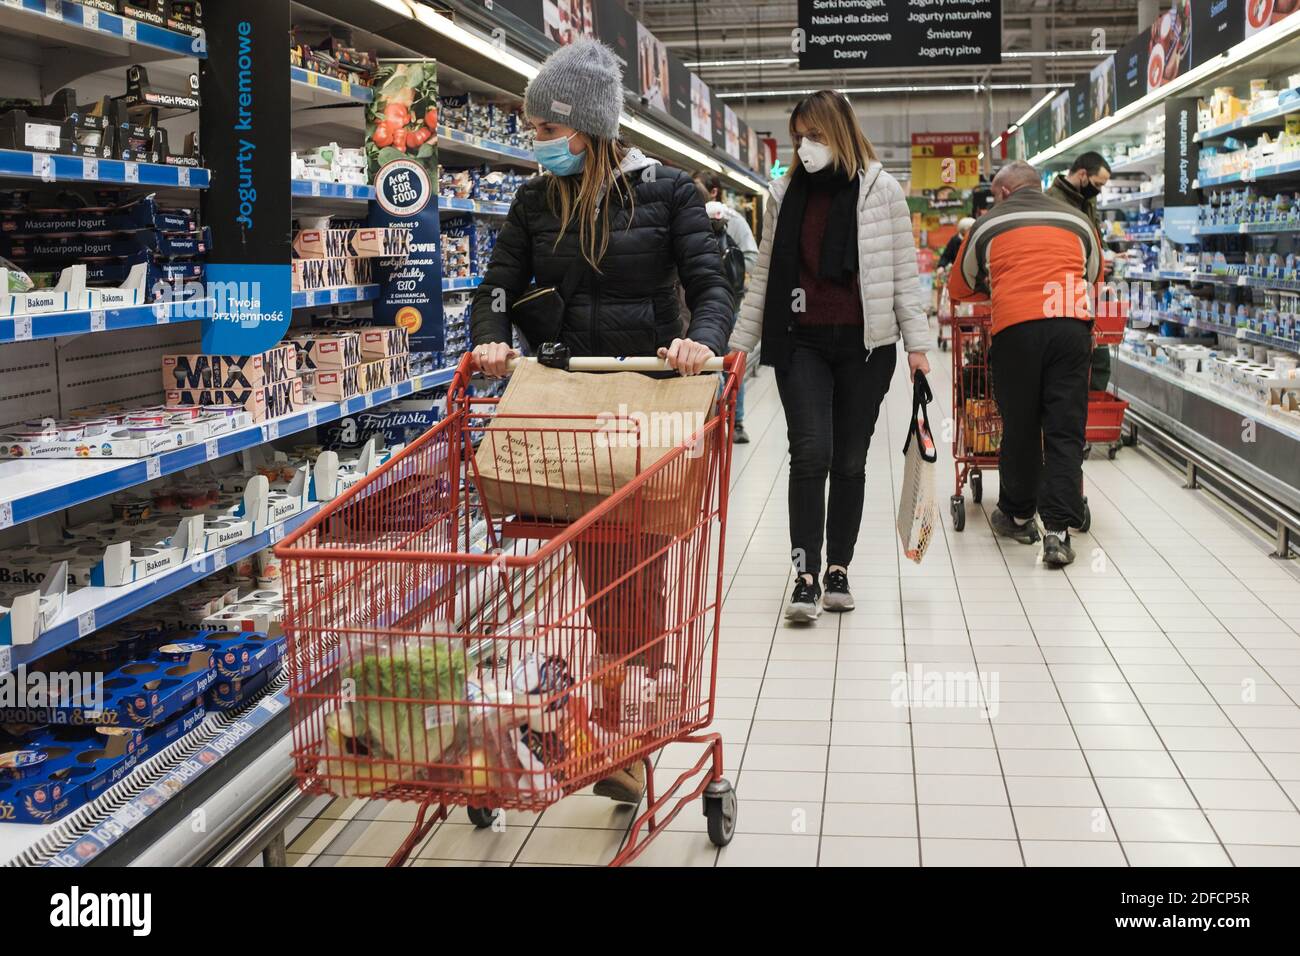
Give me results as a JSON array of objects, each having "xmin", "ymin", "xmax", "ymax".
[
  {"xmin": 990, "ymin": 318, "xmax": 1091, "ymax": 532},
  {"xmin": 775, "ymin": 326, "xmax": 896, "ymax": 578}
]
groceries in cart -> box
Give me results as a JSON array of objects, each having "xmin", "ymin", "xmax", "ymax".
[{"xmin": 314, "ymin": 633, "xmax": 684, "ymax": 801}]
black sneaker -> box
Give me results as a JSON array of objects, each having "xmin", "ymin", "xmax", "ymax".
[
  {"xmin": 1041, "ymin": 531, "xmax": 1075, "ymax": 567},
  {"xmin": 785, "ymin": 575, "xmax": 822, "ymax": 622},
  {"xmin": 733, "ymin": 422, "xmax": 750, "ymax": 444},
  {"xmin": 822, "ymin": 568, "xmax": 854, "ymax": 611},
  {"xmin": 990, "ymin": 508, "xmax": 1040, "ymax": 544}
]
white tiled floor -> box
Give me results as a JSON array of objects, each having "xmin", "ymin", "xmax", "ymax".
[{"xmin": 286, "ymin": 344, "xmax": 1300, "ymax": 867}]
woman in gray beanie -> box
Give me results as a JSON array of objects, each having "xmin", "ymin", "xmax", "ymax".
[{"xmin": 470, "ymin": 37, "xmax": 736, "ymax": 805}]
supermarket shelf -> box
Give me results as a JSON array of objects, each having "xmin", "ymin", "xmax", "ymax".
[
  {"xmin": 291, "ymin": 284, "xmax": 380, "ymax": 309},
  {"xmin": 0, "ymin": 149, "xmax": 209, "ymax": 188},
  {"xmin": 1098, "ymin": 189, "xmax": 1164, "ymax": 209},
  {"xmin": 291, "ymin": 179, "xmax": 374, "ymax": 201},
  {"xmin": 0, "ymin": 367, "xmax": 456, "ymax": 530},
  {"xmin": 1109, "ymin": 151, "xmax": 1163, "ymax": 175},
  {"xmin": 1125, "ymin": 270, "xmax": 1163, "ymax": 282},
  {"xmin": 0, "ymin": 0, "xmax": 205, "ymax": 59},
  {"xmin": 0, "ymin": 297, "xmax": 209, "ymax": 345},
  {"xmin": 442, "ymin": 275, "xmax": 482, "ymax": 292},
  {"xmin": 1115, "ymin": 355, "xmax": 1300, "ymax": 515},
  {"xmin": 1157, "ymin": 270, "xmax": 1300, "ymax": 294},
  {"xmin": 4, "ymin": 511, "xmax": 312, "ymax": 673},
  {"xmin": 1134, "ymin": 308, "xmax": 1300, "ymax": 354},
  {"xmin": 438, "ymin": 195, "xmax": 511, "ymax": 217},
  {"xmin": 1197, "ymin": 158, "xmax": 1300, "ymax": 189},
  {"xmin": 1195, "ymin": 97, "xmax": 1300, "ymax": 143},
  {"xmin": 435, "ymin": 125, "xmax": 536, "ymax": 166},
  {"xmin": 289, "ymin": 65, "xmax": 374, "ymax": 104},
  {"xmin": 1195, "ymin": 220, "xmax": 1300, "ymax": 236},
  {"xmin": 1106, "ymin": 231, "xmax": 1162, "ymax": 244}
]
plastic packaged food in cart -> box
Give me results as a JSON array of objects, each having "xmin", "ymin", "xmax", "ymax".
[{"xmin": 315, "ymin": 636, "xmax": 470, "ymax": 797}]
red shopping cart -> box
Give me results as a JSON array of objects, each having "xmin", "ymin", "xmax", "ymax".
[
  {"xmin": 1084, "ymin": 287, "xmax": 1131, "ymax": 461},
  {"xmin": 950, "ymin": 286, "xmax": 1130, "ymax": 532},
  {"xmin": 275, "ymin": 351, "xmax": 743, "ymax": 867},
  {"xmin": 948, "ymin": 303, "xmax": 998, "ymax": 532}
]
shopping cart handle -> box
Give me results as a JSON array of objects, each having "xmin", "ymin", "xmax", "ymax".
[{"xmin": 509, "ymin": 347, "xmax": 726, "ymax": 373}]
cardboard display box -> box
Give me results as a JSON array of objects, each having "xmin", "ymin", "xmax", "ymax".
[{"xmin": 291, "ymin": 332, "xmax": 361, "ymax": 371}]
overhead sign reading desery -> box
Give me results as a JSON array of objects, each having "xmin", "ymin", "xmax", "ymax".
[{"xmin": 797, "ymin": 0, "xmax": 1002, "ymax": 71}]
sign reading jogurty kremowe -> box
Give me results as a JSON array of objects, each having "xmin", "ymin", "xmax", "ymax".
[
  {"xmin": 199, "ymin": 1, "xmax": 292, "ymax": 354},
  {"xmin": 797, "ymin": 0, "xmax": 1002, "ymax": 71}
]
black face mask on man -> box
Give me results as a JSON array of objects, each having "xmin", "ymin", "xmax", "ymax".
[{"xmin": 1075, "ymin": 173, "xmax": 1101, "ymax": 200}]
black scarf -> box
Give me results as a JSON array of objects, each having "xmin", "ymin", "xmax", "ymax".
[{"xmin": 764, "ymin": 166, "xmax": 860, "ymax": 329}]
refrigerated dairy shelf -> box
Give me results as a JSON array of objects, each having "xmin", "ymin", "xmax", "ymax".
[
  {"xmin": 0, "ymin": 297, "xmax": 210, "ymax": 345},
  {"xmin": 1195, "ymin": 97, "xmax": 1300, "ymax": 143},
  {"xmin": 435, "ymin": 125, "xmax": 537, "ymax": 166},
  {"xmin": 1196, "ymin": 157, "xmax": 1300, "ymax": 189},
  {"xmin": 438, "ymin": 195, "xmax": 511, "ymax": 217},
  {"xmin": 1115, "ymin": 353, "xmax": 1300, "ymax": 514},
  {"xmin": 0, "ymin": 366, "xmax": 456, "ymax": 529},
  {"xmin": 1195, "ymin": 221, "xmax": 1300, "ymax": 236},
  {"xmin": 0, "ymin": 674, "xmax": 290, "ymax": 868},
  {"xmin": 0, "ymin": 149, "xmax": 209, "ymax": 188},
  {"xmin": 1131, "ymin": 308, "xmax": 1300, "ymax": 354},
  {"xmin": 1, "ymin": 507, "xmax": 315, "ymax": 673},
  {"xmin": 291, "ymin": 284, "xmax": 381, "ymax": 309},
  {"xmin": 0, "ymin": 0, "xmax": 205, "ymax": 58},
  {"xmin": 291, "ymin": 180, "xmax": 375, "ymax": 201},
  {"xmin": 289, "ymin": 65, "xmax": 375, "ymax": 104},
  {"xmin": 1098, "ymin": 189, "xmax": 1164, "ymax": 209}
]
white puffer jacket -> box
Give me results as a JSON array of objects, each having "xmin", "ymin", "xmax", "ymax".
[{"xmin": 729, "ymin": 162, "xmax": 933, "ymax": 356}]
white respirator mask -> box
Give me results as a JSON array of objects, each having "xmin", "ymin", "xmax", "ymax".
[{"xmin": 798, "ymin": 139, "xmax": 833, "ymax": 174}]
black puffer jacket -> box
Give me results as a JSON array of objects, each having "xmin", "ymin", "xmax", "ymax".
[{"xmin": 470, "ymin": 155, "xmax": 733, "ymax": 357}]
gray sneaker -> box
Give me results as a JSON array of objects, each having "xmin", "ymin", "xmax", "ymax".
[
  {"xmin": 821, "ymin": 569, "xmax": 854, "ymax": 611},
  {"xmin": 1041, "ymin": 531, "xmax": 1075, "ymax": 567},
  {"xmin": 990, "ymin": 508, "xmax": 1040, "ymax": 544},
  {"xmin": 785, "ymin": 576, "xmax": 822, "ymax": 622}
]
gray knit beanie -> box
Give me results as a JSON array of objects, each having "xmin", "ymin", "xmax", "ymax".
[{"xmin": 524, "ymin": 38, "xmax": 624, "ymax": 141}]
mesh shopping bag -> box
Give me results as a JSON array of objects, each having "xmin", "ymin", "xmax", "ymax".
[{"xmin": 897, "ymin": 371, "xmax": 938, "ymax": 564}]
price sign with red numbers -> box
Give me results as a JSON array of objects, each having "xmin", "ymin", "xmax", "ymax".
[{"xmin": 911, "ymin": 133, "xmax": 982, "ymax": 191}]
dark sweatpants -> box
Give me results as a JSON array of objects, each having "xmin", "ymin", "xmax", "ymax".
[{"xmin": 990, "ymin": 318, "xmax": 1091, "ymax": 533}]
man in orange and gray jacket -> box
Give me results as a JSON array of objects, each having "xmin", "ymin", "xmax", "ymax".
[{"xmin": 947, "ymin": 160, "xmax": 1103, "ymax": 567}]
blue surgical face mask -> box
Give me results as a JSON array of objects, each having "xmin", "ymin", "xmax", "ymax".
[{"xmin": 534, "ymin": 132, "xmax": 585, "ymax": 176}]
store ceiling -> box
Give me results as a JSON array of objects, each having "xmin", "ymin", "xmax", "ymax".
[{"xmin": 635, "ymin": 0, "xmax": 1146, "ymax": 103}]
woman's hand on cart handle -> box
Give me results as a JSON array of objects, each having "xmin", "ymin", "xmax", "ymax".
[
  {"xmin": 473, "ymin": 342, "xmax": 518, "ymax": 378},
  {"xmin": 908, "ymin": 351, "xmax": 931, "ymax": 383},
  {"xmin": 657, "ymin": 337, "xmax": 715, "ymax": 376}
]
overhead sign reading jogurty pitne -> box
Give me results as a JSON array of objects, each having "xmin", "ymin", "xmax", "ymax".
[{"xmin": 797, "ymin": 0, "xmax": 1002, "ymax": 71}]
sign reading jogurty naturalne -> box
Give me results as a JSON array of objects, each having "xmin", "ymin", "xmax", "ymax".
[{"xmin": 797, "ymin": 0, "xmax": 1002, "ymax": 71}]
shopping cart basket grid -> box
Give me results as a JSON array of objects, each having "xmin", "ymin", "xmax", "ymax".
[{"xmin": 276, "ymin": 351, "xmax": 743, "ymax": 865}]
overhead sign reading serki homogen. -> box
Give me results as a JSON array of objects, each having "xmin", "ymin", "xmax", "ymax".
[{"xmin": 797, "ymin": 0, "xmax": 1002, "ymax": 71}]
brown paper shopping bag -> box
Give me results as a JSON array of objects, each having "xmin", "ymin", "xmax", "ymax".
[{"xmin": 474, "ymin": 361, "xmax": 718, "ymax": 532}]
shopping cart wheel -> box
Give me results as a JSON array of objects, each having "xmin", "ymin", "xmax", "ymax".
[
  {"xmin": 1078, "ymin": 498, "xmax": 1092, "ymax": 534},
  {"xmin": 703, "ymin": 779, "xmax": 737, "ymax": 847},
  {"xmin": 466, "ymin": 806, "xmax": 498, "ymax": 829},
  {"xmin": 1082, "ymin": 443, "xmax": 1092, "ymax": 460},
  {"xmin": 1108, "ymin": 444, "xmax": 1119, "ymax": 460},
  {"xmin": 950, "ymin": 495, "xmax": 966, "ymax": 532},
  {"xmin": 970, "ymin": 470, "xmax": 983, "ymax": 504}
]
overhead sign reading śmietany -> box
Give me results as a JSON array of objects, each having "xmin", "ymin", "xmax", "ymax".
[{"xmin": 797, "ymin": 0, "xmax": 1002, "ymax": 71}]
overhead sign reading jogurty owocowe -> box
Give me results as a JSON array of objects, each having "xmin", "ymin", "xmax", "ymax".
[{"xmin": 797, "ymin": 0, "xmax": 1001, "ymax": 71}]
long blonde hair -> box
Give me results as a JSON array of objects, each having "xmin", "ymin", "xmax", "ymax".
[
  {"xmin": 544, "ymin": 136, "xmax": 636, "ymax": 269},
  {"xmin": 788, "ymin": 90, "xmax": 879, "ymax": 179}
]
